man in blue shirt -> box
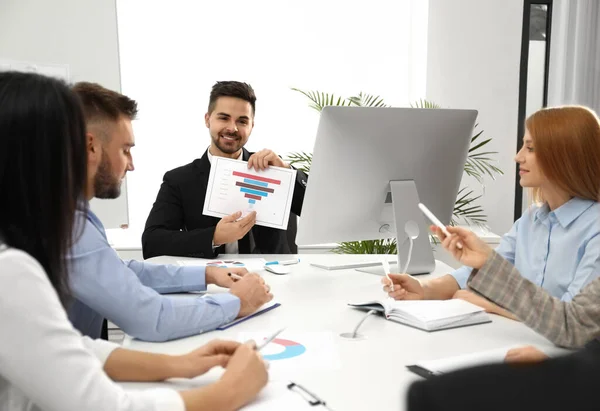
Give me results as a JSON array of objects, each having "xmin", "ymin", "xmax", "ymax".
[{"xmin": 67, "ymin": 82, "xmax": 273, "ymax": 342}]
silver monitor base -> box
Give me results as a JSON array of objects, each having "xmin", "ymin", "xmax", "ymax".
[
  {"xmin": 356, "ymin": 264, "xmax": 430, "ymax": 276},
  {"xmin": 356, "ymin": 263, "xmax": 398, "ymax": 276}
]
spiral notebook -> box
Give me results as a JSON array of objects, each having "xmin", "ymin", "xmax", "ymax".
[{"xmin": 348, "ymin": 299, "xmax": 491, "ymax": 332}]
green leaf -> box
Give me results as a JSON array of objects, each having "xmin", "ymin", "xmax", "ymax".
[
  {"xmin": 291, "ymin": 88, "xmax": 350, "ymax": 112},
  {"xmin": 410, "ymin": 99, "xmax": 441, "ymax": 109},
  {"xmin": 334, "ymin": 238, "xmax": 397, "ymax": 254},
  {"xmin": 468, "ymin": 138, "xmax": 493, "ymax": 153},
  {"xmin": 285, "ymin": 151, "xmax": 313, "ymax": 174},
  {"xmin": 348, "ymin": 92, "xmax": 388, "ymax": 108},
  {"xmin": 470, "ymin": 129, "xmax": 484, "ymax": 143}
]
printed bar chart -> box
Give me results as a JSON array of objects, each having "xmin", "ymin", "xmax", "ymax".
[
  {"xmin": 233, "ymin": 171, "xmax": 281, "ymax": 209},
  {"xmin": 203, "ymin": 157, "xmax": 296, "ymax": 230}
]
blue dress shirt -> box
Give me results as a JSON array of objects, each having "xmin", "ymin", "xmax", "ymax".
[
  {"xmin": 451, "ymin": 197, "xmax": 600, "ymax": 301},
  {"xmin": 67, "ymin": 207, "xmax": 240, "ymax": 342}
]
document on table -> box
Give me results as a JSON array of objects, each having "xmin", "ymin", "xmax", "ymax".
[
  {"xmin": 237, "ymin": 331, "xmax": 341, "ymax": 381},
  {"xmin": 406, "ymin": 346, "xmax": 523, "ymax": 378},
  {"xmin": 203, "ymin": 157, "xmax": 297, "ymax": 230}
]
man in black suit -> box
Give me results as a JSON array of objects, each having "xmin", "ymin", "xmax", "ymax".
[{"xmin": 143, "ymin": 81, "xmax": 307, "ymax": 259}]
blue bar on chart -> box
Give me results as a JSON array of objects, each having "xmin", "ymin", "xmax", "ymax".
[
  {"xmin": 244, "ymin": 178, "xmax": 269, "ymax": 188},
  {"xmin": 240, "ymin": 187, "xmax": 269, "ymax": 197},
  {"xmin": 232, "ymin": 171, "xmax": 282, "ymax": 207}
]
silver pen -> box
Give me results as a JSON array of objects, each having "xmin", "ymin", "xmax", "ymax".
[{"xmin": 256, "ymin": 327, "xmax": 286, "ymax": 351}]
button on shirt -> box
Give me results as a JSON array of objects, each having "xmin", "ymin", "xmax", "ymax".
[
  {"xmin": 452, "ymin": 197, "xmax": 600, "ymax": 301},
  {"xmin": 67, "ymin": 206, "xmax": 240, "ymax": 342}
]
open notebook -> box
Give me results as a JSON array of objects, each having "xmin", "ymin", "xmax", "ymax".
[{"xmin": 348, "ymin": 299, "xmax": 491, "ymax": 332}]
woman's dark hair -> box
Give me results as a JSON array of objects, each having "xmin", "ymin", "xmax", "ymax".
[{"xmin": 0, "ymin": 72, "xmax": 88, "ymax": 305}]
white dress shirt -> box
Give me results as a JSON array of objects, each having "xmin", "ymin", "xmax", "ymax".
[{"xmin": 0, "ymin": 247, "xmax": 185, "ymax": 411}]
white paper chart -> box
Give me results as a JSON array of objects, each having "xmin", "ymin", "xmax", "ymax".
[
  {"xmin": 203, "ymin": 157, "xmax": 297, "ymax": 230},
  {"xmin": 237, "ymin": 331, "xmax": 340, "ymax": 381}
]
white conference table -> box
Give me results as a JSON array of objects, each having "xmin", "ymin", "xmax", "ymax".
[{"xmin": 121, "ymin": 254, "xmax": 569, "ymax": 411}]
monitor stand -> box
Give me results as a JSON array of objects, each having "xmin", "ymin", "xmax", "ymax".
[{"xmin": 356, "ymin": 180, "xmax": 435, "ymax": 276}]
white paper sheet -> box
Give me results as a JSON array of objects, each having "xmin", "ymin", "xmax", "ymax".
[
  {"xmin": 413, "ymin": 346, "xmax": 522, "ymax": 375},
  {"xmin": 203, "ymin": 157, "xmax": 297, "ymax": 230},
  {"xmin": 238, "ymin": 331, "xmax": 341, "ymax": 381}
]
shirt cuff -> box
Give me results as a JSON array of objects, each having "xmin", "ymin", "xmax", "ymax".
[
  {"xmin": 467, "ymin": 251, "xmax": 502, "ymax": 293},
  {"xmin": 206, "ymin": 293, "xmax": 241, "ymax": 323},
  {"xmin": 449, "ymin": 266, "xmax": 473, "ymax": 289},
  {"xmin": 177, "ymin": 265, "xmax": 208, "ymax": 292},
  {"xmin": 82, "ymin": 337, "xmax": 120, "ymax": 365}
]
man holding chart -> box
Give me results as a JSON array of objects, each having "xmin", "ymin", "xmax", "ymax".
[{"xmin": 143, "ymin": 81, "xmax": 307, "ymax": 259}]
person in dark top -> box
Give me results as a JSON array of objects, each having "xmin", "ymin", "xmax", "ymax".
[
  {"xmin": 407, "ymin": 339, "xmax": 600, "ymax": 411},
  {"xmin": 143, "ymin": 81, "xmax": 307, "ymax": 259}
]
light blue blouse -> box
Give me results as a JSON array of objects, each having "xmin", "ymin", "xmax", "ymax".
[{"xmin": 451, "ymin": 197, "xmax": 600, "ymax": 301}]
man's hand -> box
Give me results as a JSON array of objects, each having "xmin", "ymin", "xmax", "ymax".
[
  {"xmin": 229, "ymin": 273, "xmax": 273, "ymax": 317},
  {"xmin": 381, "ymin": 274, "xmax": 425, "ymax": 300},
  {"xmin": 214, "ymin": 211, "xmax": 256, "ymax": 246},
  {"xmin": 172, "ymin": 340, "xmax": 242, "ymax": 379},
  {"xmin": 430, "ymin": 225, "xmax": 493, "ymax": 270},
  {"xmin": 247, "ymin": 149, "xmax": 289, "ymax": 171},
  {"xmin": 505, "ymin": 346, "xmax": 549, "ymax": 363},
  {"xmin": 206, "ymin": 266, "xmax": 248, "ymax": 288}
]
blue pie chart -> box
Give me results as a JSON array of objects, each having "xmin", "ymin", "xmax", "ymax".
[{"xmin": 262, "ymin": 338, "xmax": 306, "ymax": 361}]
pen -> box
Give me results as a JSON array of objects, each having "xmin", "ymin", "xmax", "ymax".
[
  {"xmin": 256, "ymin": 327, "xmax": 286, "ymax": 351},
  {"xmin": 418, "ymin": 203, "xmax": 463, "ymax": 249},
  {"xmin": 265, "ymin": 258, "xmax": 300, "ymax": 266},
  {"xmin": 228, "ymin": 272, "xmax": 243, "ymax": 281},
  {"xmin": 381, "ymin": 259, "xmax": 394, "ymax": 290}
]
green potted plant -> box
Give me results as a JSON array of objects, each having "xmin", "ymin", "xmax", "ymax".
[{"xmin": 288, "ymin": 89, "xmax": 503, "ymax": 254}]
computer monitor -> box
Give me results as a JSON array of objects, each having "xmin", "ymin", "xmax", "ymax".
[{"xmin": 295, "ymin": 106, "xmax": 477, "ymax": 274}]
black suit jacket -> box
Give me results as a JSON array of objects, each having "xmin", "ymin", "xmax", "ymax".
[
  {"xmin": 407, "ymin": 340, "xmax": 600, "ymax": 411},
  {"xmin": 142, "ymin": 148, "xmax": 307, "ymax": 259}
]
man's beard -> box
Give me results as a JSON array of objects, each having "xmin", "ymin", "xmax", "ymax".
[
  {"xmin": 94, "ymin": 152, "xmax": 122, "ymax": 199},
  {"xmin": 212, "ymin": 132, "xmax": 243, "ymax": 154}
]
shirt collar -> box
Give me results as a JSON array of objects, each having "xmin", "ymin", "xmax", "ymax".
[
  {"xmin": 207, "ymin": 146, "xmax": 243, "ymax": 164},
  {"xmin": 534, "ymin": 197, "xmax": 596, "ymax": 228},
  {"xmin": 77, "ymin": 201, "xmax": 107, "ymax": 239}
]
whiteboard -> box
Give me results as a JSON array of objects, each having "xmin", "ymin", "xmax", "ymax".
[{"xmin": 0, "ymin": 0, "xmax": 129, "ymax": 228}]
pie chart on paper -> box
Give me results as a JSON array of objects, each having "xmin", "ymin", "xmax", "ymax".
[{"xmin": 261, "ymin": 338, "xmax": 307, "ymax": 361}]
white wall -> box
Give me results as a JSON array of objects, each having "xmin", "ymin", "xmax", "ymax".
[
  {"xmin": 0, "ymin": 0, "xmax": 128, "ymax": 228},
  {"xmin": 117, "ymin": 0, "xmax": 428, "ymax": 232},
  {"xmin": 426, "ymin": 0, "xmax": 524, "ymax": 235}
]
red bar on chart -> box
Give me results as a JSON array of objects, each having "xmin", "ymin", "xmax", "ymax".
[
  {"xmin": 245, "ymin": 193, "xmax": 262, "ymax": 201},
  {"xmin": 232, "ymin": 171, "xmax": 282, "ymax": 185}
]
